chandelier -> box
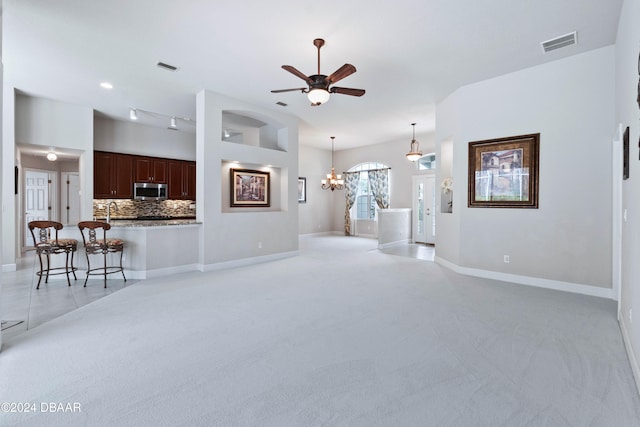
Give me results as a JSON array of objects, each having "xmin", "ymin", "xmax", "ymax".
[
  {"xmin": 321, "ymin": 136, "xmax": 344, "ymax": 191},
  {"xmin": 406, "ymin": 122, "xmax": 423, "ymax": 162}
]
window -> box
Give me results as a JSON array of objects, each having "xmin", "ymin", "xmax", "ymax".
[
  {"xmin": 348, "ymin": 162, "xmax": 389, "ymax": 220},
  {"xmin": 417, "ymin": 153, "xmax": 436, "ymax": 170}
]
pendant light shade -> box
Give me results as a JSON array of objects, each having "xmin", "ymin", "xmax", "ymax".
[{"xmin": 406, "ymin": 122, "xmax": 422, "ymax": 161}]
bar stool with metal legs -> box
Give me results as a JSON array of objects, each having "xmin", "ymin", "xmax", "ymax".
[
  {"xmin": 78, "ymin": 221, "xmax": 126, "ymax": 288},
  {"xmin": 28, "ymin": 220, "xmax": 78, "ymax": 289}
]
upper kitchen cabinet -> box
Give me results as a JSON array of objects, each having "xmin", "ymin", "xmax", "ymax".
[
  {"xmin": 94, "ymin": 151, "xmax": 133, "ymax": 199},
  {"xmin": 168, "ymin": 160, "xmax": 196, "ymax": 200},
  {"xmin": 133, "ymin": 156, "xmax": 168, "ymax": 184}
]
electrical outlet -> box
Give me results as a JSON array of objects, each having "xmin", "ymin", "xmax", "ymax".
[
  {"xmin": 258, "ymin": 242, "xmax": 262, "ymax": 249},
  {"xmin": 503, "ymin": 255, "xmax": 510, "ymax": 263}
]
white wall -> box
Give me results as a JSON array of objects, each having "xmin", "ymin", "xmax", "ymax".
[
  {"xmin": 298, "ymin": 144, "xmax": 333, "ymax": 235},
  {"xmin": 331, "ymin": 134, "xmax": 436, "ymax": 234},
  {"xmin": 436, "ymin": 46, "xmax": 615, "ymax": 292},
  {"xmin": 3, "ymin": 94, "xmax": 93, "ymax": 268},
  {"xmin": 615, "ymin": 0, "xmax": 640, "ymax": 393},
  {"xmin": 94, "ymin": 116, "xmax": 196, "ymax": 160},
  {"xmin": 196, "ymin": 90, "xmax": 299, "ymax": 267}
]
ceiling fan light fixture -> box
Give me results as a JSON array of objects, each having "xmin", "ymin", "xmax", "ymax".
[
  {"xmin": 406, "ymin": 123, "xmax": 422, "ymax": 162},
  {"xmin": 308, "ymin": 88, "xmax": 330, "ymax": 105}
]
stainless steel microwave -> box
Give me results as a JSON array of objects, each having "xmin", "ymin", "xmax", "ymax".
[{"xmin": 134, "ymin": 182, "xmax": 167, "ymax": 200}]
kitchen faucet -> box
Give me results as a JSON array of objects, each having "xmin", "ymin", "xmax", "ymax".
[{"xmin": 106, "ymin": 201, "xmax": 119, "ymax": 223}]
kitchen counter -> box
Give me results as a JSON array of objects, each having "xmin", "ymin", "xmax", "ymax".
[
  {"xmin": 107, "ymin": 219, "xmax": 200, "ymax": 227},
  {"xmin": 61, "ymin": 220, "xmax": 202, "ymax": 279}
]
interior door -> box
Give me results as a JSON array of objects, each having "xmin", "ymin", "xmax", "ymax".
[
  {"xmin": 412, "ymin": 175, "xmax": 436, "ymax": 244},
  {"xmin": 61, "ymin": 172, "xmax": 81, "ymax": 225},
  {"xmin": 25, "ymin": 170, "xmax": 49, "ymax": 247}
]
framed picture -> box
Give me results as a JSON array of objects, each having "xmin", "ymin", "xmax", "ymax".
[
  {"xmin": 230, "ymin": 168, "xmax": 270, "ymax": 207},
  {"xmin": 623, "ymin": 126, "xmax": 629, "ymax": 180},
  {"xmin": 468, "ymin": 133, "xmax": 540, "ymax": 208},
  {"xmin": 298, "ymin": 177, "xmax": 306, "ymax": 203}
]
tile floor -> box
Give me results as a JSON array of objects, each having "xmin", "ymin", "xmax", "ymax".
[
  {"xmin": 2, "ymin": 242, "xmax": 432, "ymax": 343},
  {"xmin": 375, "ymin": 242, "xmax": 435, "ymax": 261},
  {"xmin": 1, "ymin": 251, "xmax": 137, "ymax": 343}
]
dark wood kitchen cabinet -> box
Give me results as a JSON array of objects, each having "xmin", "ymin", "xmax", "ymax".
[
  {"xmin": 94, "ymin": 151, "xmax": 134, "ymax": 199},
  {"xmin": 168, "ymin": 160, "xmax": 196, "ymax": 200},
  {"xmin": 133, "ymin": 156, "xmax": 167, "ymax": 184}
]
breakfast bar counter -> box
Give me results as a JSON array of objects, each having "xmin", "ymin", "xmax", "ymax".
[
  {"xmin": 60, "ymin": 219, "xmax": 202, "ymax": 280},
  {"xmin": 107, "ymin": 219, "xmax": 199, "ymax": 227}
]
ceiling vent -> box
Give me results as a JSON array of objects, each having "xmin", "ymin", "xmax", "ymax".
[
  {"xmin": 541, "ymin": 31, "xmax": 577, "ymax": 53},
  {"xmin": 156, "ymin": 61, "xmax": 179, "ymax": 72}
]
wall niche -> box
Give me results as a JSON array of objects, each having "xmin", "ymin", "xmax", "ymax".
[{"xmin": 221, "ymin": 111, "xmax": 288, "ymax": 152}]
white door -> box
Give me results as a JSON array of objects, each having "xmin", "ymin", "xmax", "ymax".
[
  {"xmin": 61, "ymin": 173, "xmax": 81, "ymax": 225},
  {"xmin": 412, "ymin": 175, "xmax": 436, "ymax": 244},
  {"xmin": 25, "ymin": 170, "xmax": 50, "ymax": 247}
]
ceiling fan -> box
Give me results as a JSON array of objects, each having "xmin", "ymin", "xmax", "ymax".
[{"xmin": 271, "ymin": 38, "xmax": 365, "ymax": 106}]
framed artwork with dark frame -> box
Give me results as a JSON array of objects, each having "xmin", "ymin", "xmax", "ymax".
[
  {"xmin": 623, "ymin": 126, "xmax": 630, "ymax": 180},
  {"xmin": 230, "ymin": 168, "xmax": 270, "ymax": 207},
  {"xmin": 468, "ymin": 133, "xmax": 540, "ymax": 208},
  {"xmin": 298, "ymin": 177, "xmax": 306, "ymax": 203}
]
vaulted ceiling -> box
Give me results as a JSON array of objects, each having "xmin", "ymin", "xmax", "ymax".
[{"xmin": 3, "ymin": 0, "xmax": 622, "ymax": 150}]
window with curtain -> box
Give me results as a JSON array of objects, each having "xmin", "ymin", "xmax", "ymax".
[{"xmin": 347, "ymin": 162, "xmax": 389, "ymax": 220}]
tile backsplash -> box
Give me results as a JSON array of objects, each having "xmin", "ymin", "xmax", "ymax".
[{"xmin": 93, "ymin": 199, "xmax": 195, "ymax": 219}]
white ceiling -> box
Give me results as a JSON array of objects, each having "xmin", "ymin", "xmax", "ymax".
[{"xmin": 3, "ymin": 0, "xmax": 622, "ymax": 152}]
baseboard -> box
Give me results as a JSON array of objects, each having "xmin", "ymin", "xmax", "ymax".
[
  {"xmin": 378, "ymin": 239, "xmax": 411, "ymax": 249},
  {"xmin": 619, "ymin": 316, "xmax": 640, "ymax": 397},
  {"xmin": 2, "ymin": 264, "xmax": 17, "ymax": 272},
  {"xmin": 299, "ymin": 231, "xmax": 334, "ymax": 238},
  {"xmin": 200, "ymin": 250, "xmax": 299, "ymax": 272},
  {"xmin": 434, "ymin": 256, "xmax": 614, "ymax": 299},
  {"xmin": 142, "ymin": 264, "xmax": 200, "ymax": 280}
]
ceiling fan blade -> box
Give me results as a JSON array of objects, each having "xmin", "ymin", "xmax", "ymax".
[
  {"xmin": 271, "ymin": 88, "xmax": 307, "ymax": 93},
  {"xmin": 326, "ymin": 64, "xmax": 356, "ymax": 84},
  {"xmin": 282, "ymin": 65, "xmax": 313, "ymax": 84},
  {"xmin": 330, "ymin": 87, "xmax": 365, "ymax": 97}
]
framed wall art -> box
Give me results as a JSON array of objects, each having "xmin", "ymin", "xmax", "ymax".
[
  {"xmin": 298, "ymin": 177, "xmax": 306, "ymax": 203},
  {"xmin": 468, "ymin": 133, "xmax": 540, "ymax": 208},
  {"xmin": 623, "ymin": 126, "xmax": 629, "ymax": 180},
  {"xmin": 230, "ymin": 168, "xmax": 270, "ymax": 207}
]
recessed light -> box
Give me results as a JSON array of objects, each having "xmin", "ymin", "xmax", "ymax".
[{"xmin": 100, "ymin": 82, "xmax": 113, "ymax": 89}]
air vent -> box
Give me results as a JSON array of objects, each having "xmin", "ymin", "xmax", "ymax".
[
  {"xmin": 276, "ymin": 101, "xmax": 288, "ymax": 107},
  {"xmin": 541, "ymin": 32, "xmax": 577, "ymax": 53},
  {"xmin": 156, "ymin": 61, "xmax": 179, "ymax": 72}
]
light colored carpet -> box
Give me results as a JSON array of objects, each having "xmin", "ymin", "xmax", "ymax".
[{"xmin": 1, "ymin": 235, "xmax": 639, "ymax": 426}]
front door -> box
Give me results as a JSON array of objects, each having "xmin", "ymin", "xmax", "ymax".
[
  {"xmin": 25, "ymin": 170, "xmax": 50, "ymax": 247},
  {"xmin": 412, "ymin": 175, "xmax": 436, "ymax": 244}
]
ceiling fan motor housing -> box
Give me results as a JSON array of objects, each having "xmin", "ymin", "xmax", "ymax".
[{"xmin": 309, "ymin": 74, "xmax": 329, "ymax": 90}]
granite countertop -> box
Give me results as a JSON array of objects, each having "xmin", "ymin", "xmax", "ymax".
[{"xmin": 95, "ymin": 218, "xmax": 200, "ymax": 227}]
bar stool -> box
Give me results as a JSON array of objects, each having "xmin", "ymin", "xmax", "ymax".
[
  {"xmin": 78, "ymin": 221, "xmax": 127, "ymax": 288},
  {"xmin": 28, "ymin": 220, "xmax": 78, "ymax": 289}
]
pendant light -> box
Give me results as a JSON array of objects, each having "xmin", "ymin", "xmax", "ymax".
[
  {"xmin": 321, "ymin": 136, "xmax": 344, "ymax": 191},
  {"xmin": 406, "ymin": 123, "xmax": 422, "ymax": 162}
]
